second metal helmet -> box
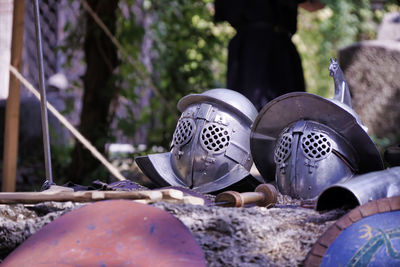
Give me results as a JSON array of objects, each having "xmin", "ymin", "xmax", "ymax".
[
  {"xmin": 274, "ymin": 119, "xmax": 358, "ymax": 199},
  {"xmin": 250, "ymin": 59, "xmax": 383, "ymax": 200},
  {"xmin": 136, "ymin": 88, "xmax": 261, "ymax": 193}
]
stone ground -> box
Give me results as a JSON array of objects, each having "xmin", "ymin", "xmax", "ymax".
[{"xmin": 0, "ymin": 195, "xmax": 345, "ymax": 266}]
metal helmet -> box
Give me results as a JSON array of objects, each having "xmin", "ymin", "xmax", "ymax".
[
  {"xmin": 135, "ymin": 88, "xmax": 261, "ymax": 193},
  {"xmin": 274, "ymin": 119, "xmax": 358, "ymax": 199},
  {"xmin": 250, "ymin": 59, "xmax": 383, "ymax": 200}
]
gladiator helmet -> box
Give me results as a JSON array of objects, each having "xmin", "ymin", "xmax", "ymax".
[
  {"xmin": 135, "ymin": 88, "xmax": 262, "ymax": 193},
  {"xmin": 250, "ymin": 59, "xmax": 383, "ymax": 200}
]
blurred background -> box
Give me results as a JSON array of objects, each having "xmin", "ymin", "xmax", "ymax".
[{"xmin": 0, "ymin": 0, "xmax": 399, "ymax": 190}]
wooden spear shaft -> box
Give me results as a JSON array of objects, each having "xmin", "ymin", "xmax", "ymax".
[
  {"xmin": 0, "ymin": 190, "xmax": 164, "ymax": 204},
  {"xmin": 2, "ymin": 0, "xmax": 26, "ymax": 192},
  {"xmin": 0, "ymin": 189, "xmax": 205, "ymax": 205}
]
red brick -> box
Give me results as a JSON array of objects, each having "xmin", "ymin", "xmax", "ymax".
[
  {"xmin": 377, "ymin": 198, "xmax": 391, "ymax": 213},
  {"xmin": 311, "ymin": 243, "xmax": 328, "ymax": 257},
  {"xmin": 319, "ymin": 224, "xmax": 341, "ymax": 247},
  {"xmin": 389, "ymin": 196, "xmax": 400, "ymax": 211},
  {"xmin": 347, "ymin": 207, "xmax": 362, "ymax": 222},
  {"xmin": 304, "ymin": 253, "xmax": 322, "ymax": 267},
  {"xmin": 359, "ymin": 201, "xmax": 378, "ymax": 217},
  {"xmin": 335, "ymin": 215, "xmax": 353, "ymax": 230}
]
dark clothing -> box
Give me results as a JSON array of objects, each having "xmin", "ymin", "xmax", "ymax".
[{"xmin": 215, "ymin": 0, "xmax": 306, "ymax": 110}]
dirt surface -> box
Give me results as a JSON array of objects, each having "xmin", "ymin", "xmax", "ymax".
[{"xmin": 0, "ymin": 197, "xmax": 344, "ymax": 266}]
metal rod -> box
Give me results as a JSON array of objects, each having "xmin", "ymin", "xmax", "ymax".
[{"xmin": 33, "ymin": 0, "xmax": 53, "ymax": 184}]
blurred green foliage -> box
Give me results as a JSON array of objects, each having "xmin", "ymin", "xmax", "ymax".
[
  {"xmin": 116, "ymin": 0, "xmax": 234, "ymax": 148},
  {"xmin": 60, "ymin": 0, "xmax": 399, "ymax": 156},
  {"xmin": 113, "ymin": 2, "xmax": 145, "ymax": 143},
  {"xmin": 148, "ymin": 0, "xmax": 234, "ymax": 147},
  {"xmin": 116, "ymin": 0, "xmax": 400, "ymax": 154},
  {"xmin": 295, "ymin": 0, "xmax": 400, "ymax": 98}
]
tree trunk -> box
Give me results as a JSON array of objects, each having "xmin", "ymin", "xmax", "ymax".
[{"xmin": 68, "ymin": 0, "xmax": 120, "ymax": 184}]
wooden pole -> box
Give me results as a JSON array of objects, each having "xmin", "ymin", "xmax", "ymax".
[
  {"xmin": 2, "ymin": 0, "xmax": 26, "ymax": 192},
  {"xmin": 0, "ymin": 189, "xmax": 205, "ymax": 205}
]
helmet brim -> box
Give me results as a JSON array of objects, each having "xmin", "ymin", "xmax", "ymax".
[
  {"xmin": 250, "ymin": 92, "xmax": 383, "ymax": 180},
  {"xmin": 135, "ymin": 152, "xmax": 257, "ymax": 194},
  {"xmin": 135, "ymin": 153, "xmax": 186, "ymax": 188}
]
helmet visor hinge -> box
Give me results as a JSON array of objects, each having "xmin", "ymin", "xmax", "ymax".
[
  {"xmin": 201, "ymin": 155, "xmax": 216, "ymax": 165},
  {"xmin": 214, "ymin": 114, "xmax": 228, "ymax": 126},
  {"xmin": 304, "ymin": 159, "xmax": 318, "ymax": 173},
  {"xmin": 195, "ymin": 103, "xmax": 214, "ymax": 121}
]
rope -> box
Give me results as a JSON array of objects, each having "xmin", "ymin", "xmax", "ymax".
[
  {"xmin": 9, "ymin": 64, "xmax": 127, "ymax": 181},
  {"xmin": 79, "ymin": 0, "xmax": 176, "ymax": 114}
]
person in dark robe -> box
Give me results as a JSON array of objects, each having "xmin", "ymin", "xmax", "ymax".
[{"xmin": 214, "ymin": 0, "xmax": 324, "ymax": 110}]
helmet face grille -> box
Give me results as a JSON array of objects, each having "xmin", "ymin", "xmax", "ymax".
[
  {"xmin": 173, "ymin": 118, "xmax": 196, "ymax": 147},
  {"xmin": 301, "ymin": 131, "xmax": 332, "ymax": 160},
  {"xmin": 274, "ymin": 133, "xmax": 292, "ymax": 164},
  {"xmin": 200, "ymin": 123, "xmax": 230, "ymax": 153}
]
